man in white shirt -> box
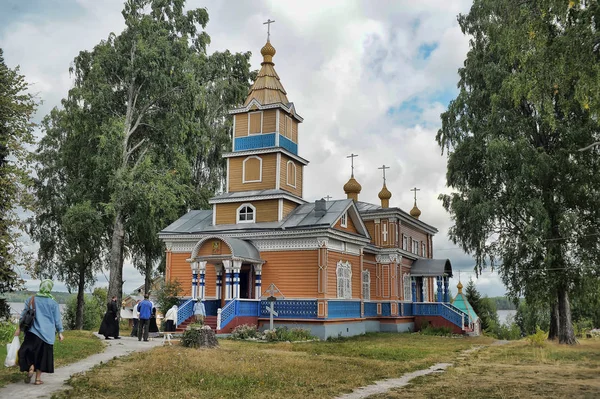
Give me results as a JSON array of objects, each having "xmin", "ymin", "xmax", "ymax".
[{"xmin": 130, "ymin": 300, "xmax": 140, "ymax": 337}]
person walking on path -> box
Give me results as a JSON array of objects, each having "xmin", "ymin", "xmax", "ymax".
[
  {"xmin": 130, "ymin": 299, "xmax": 140, "ymax": 337},
  {"xmin": 14, "ymin": 279, "xmax": 64, "ymax": 385},
  {"xmin": 137, "ymin": 294, "xmax": 153, "ymax": 342},
  {"xmin": 99, "ymin": 296, "xmax": 120, "ymax": 340},
  {"xmin": 193, "ymin": 298, "xmax": 206, "ymax": 324}
]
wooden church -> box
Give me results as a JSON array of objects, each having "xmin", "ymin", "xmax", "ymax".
[{"xmin": 159, "ymin": 35, "xmax": 477, "ymax": 338}]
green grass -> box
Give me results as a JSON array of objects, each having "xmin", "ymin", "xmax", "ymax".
[
  {"xmin": 54, "ymin": 333, "xmax": 493, "ymax": 399},
  {"xmin": 371, "ymin": 338, "xmax": 600, "ymax": 399},
  {"xmin": 0, "ymin": 330, "xmax": 104, "ymax": 387}
]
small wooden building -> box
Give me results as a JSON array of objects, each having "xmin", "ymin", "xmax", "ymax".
[{"xmin": 159, "ymin": 38, "xmax": 477, "ymax": 338}]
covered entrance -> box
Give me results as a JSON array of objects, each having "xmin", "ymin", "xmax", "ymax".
[
  {"xmin": 187, "ymin": 235, "xmax": 264, "ymax": 306},
  {"xmin": 409, "ymin": 259, "xmax": 453, "ymax": 302}
]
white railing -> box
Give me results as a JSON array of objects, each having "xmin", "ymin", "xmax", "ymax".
[{"xmin": 216, "ymin": 299, "xmax": 237, "ymax": 331}]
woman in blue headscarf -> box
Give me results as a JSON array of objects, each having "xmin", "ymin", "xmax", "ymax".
[{"xmin": 14, "ymin": 279, "xmax": 64, "ymax": 385}]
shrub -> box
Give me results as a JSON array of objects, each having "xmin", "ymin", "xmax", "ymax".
[
  {"xmin": 155, "ymin": 280, "xmax": 182, "ymax": 314},
  {"xmin": 0, "ymin": 320, "xmax": 16, "ymax": 343},
  {"xmin": 573, "ymin": 318, "xmax": 593, "ymax": 338},
  {"xmin": 526, "ymin": 326, "xmax": 548, "ymax": 347},
  {"xmin": 262, "ymin": 327, "xmax": 314, "ymax": 342},
  {"xmin": 63, "ymin": 289, "xmax": 105, "ymax": 330},
  {"xmin": 421, "ymin": 324, "xmax": 453, "ymax": 337},
  {"xmin": 230, "ymin": 324, "xmax": 259, "ymax": 340}
]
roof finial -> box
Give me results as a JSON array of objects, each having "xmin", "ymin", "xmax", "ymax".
[
  {"xmin": 263, "ymin": 19, "xmax": 275, "ymax": 41},
  {"xmin": 347, "ymin": 153, "xmax": 358, "ymax": 177},
  {"xmin": 410, "ymin": 186, "xmax": 421, "ymax": 219},
  {"xmin": 378, "ymin": 165, "xmax": 392, "ymax": 208}
]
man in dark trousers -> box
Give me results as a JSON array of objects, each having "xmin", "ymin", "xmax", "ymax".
[{"xmin": 137, "ymin": 294, "xmax": 153, "ymax": 342}]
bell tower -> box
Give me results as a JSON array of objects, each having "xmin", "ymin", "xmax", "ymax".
[{"xmin": 210, "ymin": 27, "xmax": 309, "ymax": 226}]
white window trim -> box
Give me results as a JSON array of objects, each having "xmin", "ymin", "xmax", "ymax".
[
  {"xmin": 422, "ymin": 243, "xmax": 426, "ymax": 258},
  {"xmin": 340, "ymin": 212, "xmax": 347, "ymax": 228},
  {"xmin": 285, "ymin": 115, "xmax": 292, "ymax": 139},
  {"xmin": 286, "ymin": 160, "xmax": 296, "ymax": 188},
  {"xmin": 247, "ymin": 111, "xmax": 263, "ymax": 135},
  {"xmin": 236, "ymin": 203, "xmax": 256, "ymax": 224},
  {"xmin": 403, "ymin": 273, "xmax": 411, "ymax": 301},
  {"xmin": 336, "ymin": 260, "xmax": 352, "ymax": 299},
  {"xmin": 362, "ymin": 270, "xmax": 370, "ymax": 300},
  {"xmin": 242, "ymin": 155, "xmax": 262, "ymax": 183},
  {"xmin": 402, "ymin": 235, "xmax": 407, "ymax": 251}
]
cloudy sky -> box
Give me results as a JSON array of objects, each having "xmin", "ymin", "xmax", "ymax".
[{"xmin": 1, "ymin": 0, "xmax": 506, "ymax": 297}]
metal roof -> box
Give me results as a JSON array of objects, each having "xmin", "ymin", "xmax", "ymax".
[
  {"xmin": 191, "ymin": 235, "xmax": 262, "ymax": 262},
  {"xmin": 410, "ymin": 259, "xmax": 453, "ymax": 277},
  {"xmin": 209, "ymin": 189, "xmax": 306, "ymax": 204},
  {"xmin": 159, "ymin": 199, "xmax": 369, "ymax": 238},
  {"xmin": 452, "ymin": 292, "xmax": 479, "ymax": 322}
]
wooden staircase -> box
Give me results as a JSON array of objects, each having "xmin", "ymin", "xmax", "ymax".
[{"xmin": 175, "ymin": 315, "xmax": 218, "ymax": 333}]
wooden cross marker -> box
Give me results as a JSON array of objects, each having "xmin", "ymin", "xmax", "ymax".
[
  {"xmin": 410, "ymin": 186, "xmax": 421, "ymax": 202},
  {"xmin": 263, "ymin": 19, "xmax": 275, "ymax": 41},
  {"xmin": 378, "ymin": 164, "xmax": 390, "ymax": 184},
  {"xmin": 347, "ymin": 153, "xmax": 358, "ymax": 177},
  {"xmin": 261, "ymin": 283, "xmax": 284, "ymax": 330}
]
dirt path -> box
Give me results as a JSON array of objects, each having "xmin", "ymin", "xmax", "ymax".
[
  {"xmin": 335, "ymin": 342, "xmax": 507, "ymax": 399},
  {"xmin": 0, "ymin": 334, "xmax": 163, "ymax": 399}
]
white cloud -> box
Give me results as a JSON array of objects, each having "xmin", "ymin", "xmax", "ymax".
[{"xmin": 1, "ymin": 0, "xmax": 506, "ymax": 297}]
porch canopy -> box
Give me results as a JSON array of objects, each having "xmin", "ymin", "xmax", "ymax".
[
  {"xmin": 410, "ymin": 259, "xmax": 453, "ymax": 277},
  {"xmin": 191, "ymin": 235, "xmax": 263, "ymax": 264}
]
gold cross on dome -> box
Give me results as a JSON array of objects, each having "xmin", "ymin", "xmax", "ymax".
[
  {"xmin": 263, "ymin": 19, "xmax": 275, "ymax": 41},
  {"xmin": 378, "ymin": 164, "xmax": 390, "ymax": 184}
]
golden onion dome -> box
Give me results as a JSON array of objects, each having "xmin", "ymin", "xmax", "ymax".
[
  {"xmin": 343, "ymin": 176, "xmax": 362, "ymax": 194},
  {"xmin": 457, "ymin": 281, "xmax": 464, "ymax": 294},
  {"xmin": 410, "ymin": 203, "xmax": 421, "ymax": 219},
  {"xmin": 378, "ymin": 184, "xmax": 392, "ymax": 200},
  {"xmin": 261, "ymin": 40, "xmax": 276, "ymax": 63}
]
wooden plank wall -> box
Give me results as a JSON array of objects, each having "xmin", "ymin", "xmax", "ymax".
[
  {"xmin": 282, "ymin": 199, "xmax": 298, "ymax": 218},
  {"xmin": 228, "ymin": 154, "xmax": 277, "ymax": 192},
  {"xmin": 326, "ymin": 252, "xmax": 361, "ymax": 299},
  {"xmin": 234, "ymin": 113, "xmax": 248, "ymax": 137},
  {"xmin": 279, "ymin": 154, "xmax": 302, "ymax": 197},
  {"xmin": 334, "ymin": 214, "xmax": 358, "ymax": 234},
  {"xmin": 215, "ymin": 199, "xmax": 279, "ymax": 224},
  {"xmin": 168, "ymin": 252, "xmax": 192, "ymax": 297},
  {"xmin": 263, "ymin": 110, "xmax": 276, "ymax": 132},
  {"xmin": 260, "ymin": 250, "xmax": 319, "ymax": 297}
]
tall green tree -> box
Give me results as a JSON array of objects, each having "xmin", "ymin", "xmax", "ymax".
[
  {"xmin": 0, "ymin": 48, "xmax": 36, "ymax": 319},
  {"xmin": 438, "ymin": 0, "xmax": 600, "ymax": 344},
  {"xmin": 31, "ymin": 108, "xmax": 107, "ymax": 329},
  {"xmin": 65, "ymin": 0, "xmax": 253, "ymax": 305}
]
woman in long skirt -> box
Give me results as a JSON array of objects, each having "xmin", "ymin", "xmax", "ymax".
[
  {"xmin": 15, "ymin": 280, "xmax": 64, "ymax": 385},
  {"xmin": 164, "ymin": 305, "xmax": 178, "ymax": 332},
  {"xmin": 98, "ymin": 296, "xmax": 120, "ymax": 339}
]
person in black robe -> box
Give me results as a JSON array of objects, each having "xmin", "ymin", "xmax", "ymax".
[
  {"xmin": 148, "ymin": 307, "xmax": 159, "ymax": 339},
  {"xmin": 98, "ymin": 296, "xmax": 120, "ymax": 340}
]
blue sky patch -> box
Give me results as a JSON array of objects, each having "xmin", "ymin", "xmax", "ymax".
[
  {"xmin": 418, "ymin": 42, "xmax": 438, "ymax": 60},
  {"xmin": 0, "ymin": 0, "xmax": 84, "ymax": 31}
]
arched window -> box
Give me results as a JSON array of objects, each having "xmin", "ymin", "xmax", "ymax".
[
  {"xmin": 243, "ymin": 156, "xmax": 262, "ymax": 183},
  {"xmin": 336, "ymin": 260, "xmax": 352, "ymax": 299},
  {"xmin": 362, "ymin": 270, "xmax": 370, "ymax": 300},
  {"xmin": 403, "ymin": 273, "xmax": 412, "ymax": 301},
  {"xmin": 286, "ymin": 161, "xmax": 296, "ymax": 188},
  {"xmin": 236, "ymin": 203, "xmax": 256, "ymax": 223}
]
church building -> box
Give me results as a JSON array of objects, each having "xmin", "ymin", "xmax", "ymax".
[{"xmin": 159, "ymin": 36, "xmax": 476, "ymax": 339}]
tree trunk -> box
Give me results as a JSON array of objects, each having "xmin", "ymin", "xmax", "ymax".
[
  {"xmin": 144, "ymin": 250, "xmax": 153, "ymax": 294},
  {"xmin": 557, "ymin": 287, "xmax": 576, "ymax": 345},
  {"xmin": 548, "ymin": 298, "xmax": 559, "ymax": 340},
  {"xmin": 108, "ymin": 211, "xmax": 125, "ymax": 307},
  {"xmin": 75, "ymin": 265, "xmax": 86, "ymax": 330}
]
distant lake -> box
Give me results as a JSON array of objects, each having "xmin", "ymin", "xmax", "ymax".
[
  {"xmin": 498, "ymin": 309, "xmax": 517, "ymax": 324},
  {"xmin": 9, "ymin": 302, "xmax": 66, "ymax": 321}
]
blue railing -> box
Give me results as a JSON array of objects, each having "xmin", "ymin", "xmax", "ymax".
[
  {"xmin": 413, "ymin": 302, "xmax": 471, "ymax": 330},
  {"xmin": 364, "ymin": 302, "xmax": 378, "ymax": 317},
  {"xmin": 279, "ymin": 134, "xmax": 298, "ymax": 154},
  {"xmin": 260, "ymin": 300, "xmax": 317, "ymax": 318},
  {"xmin": 381, "ymin": 302, "xmax": 391, "ymax": 316},
  {"xmin": 238, "ymin": 300, "xmax": 260, "ymax": 316},
  {"xmin": 328, "ymin": 300, "xmax": 361, "ymax": 318},
  {"xmin": 234, "ymin": 133, "xmax": 276, "ymax": 151},
  {"xmin": 219, "ymin": 299, "xmax": 237, "ymax": 329},
  {"xmin": 177, "ymin": 298, "xmax": 194, "ymax": 325},
  {"xmin": 401, "ymin": 302, "xmax": 413, "ymax": 316}
]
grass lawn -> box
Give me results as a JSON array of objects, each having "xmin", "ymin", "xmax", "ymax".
[
  {"xmin": 371, "ymin": 338, "xmax": 600, "ymax": 399},
  {"xmin": 0, "ymin": 330, "xmax": 105, "ymax": 387},
  {"xmin": 55, "ymin": 333, "xmax": 493, "ymax": 399}
]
